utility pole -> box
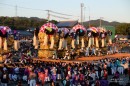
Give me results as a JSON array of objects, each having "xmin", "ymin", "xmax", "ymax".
[
  {"xmin": 81, "ymin": 3, "xmax": 84, "ymax": 25},
  {"xmin": 89, "ymin": 15, "xmax": 91, "ymax": 27},
  {"xmin": 46, "ymin": 10, "xmax": 50, "ymax": 21},
  {"xmin": 84, "ymin": 7, "xmax": 86, "ymax": 22},
  {"xmin": 15, "ymin": 5, "xmax": 17, "ymax": 17}
]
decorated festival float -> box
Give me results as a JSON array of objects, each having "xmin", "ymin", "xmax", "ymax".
[
  {"xmin": 71, "ymin": 24, "xmax": 86, "ymax": 49},
  {"xmin": 38, "ymin": 22, "xmax": 58, "ymax": 58},
  {"xmin": 0, "ymin": 26, "xmax": 13, "ymax": 61}
]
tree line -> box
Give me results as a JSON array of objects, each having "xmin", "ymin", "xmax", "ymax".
[
  {"xmin": 0, "ymin": 16, "xmax": 130, "ymax": 35},
  {"xmin": 0, "ymin": 16, "xmax": 58, "ymax": 30}
]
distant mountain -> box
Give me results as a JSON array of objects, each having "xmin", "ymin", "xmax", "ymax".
[
  {"xmin": 83, "ymin": 19, "xmax": 122, "ymax": 28},
  {"xmin": 30, "ymin": 17, "xmax": 47, "ymax": 21}
]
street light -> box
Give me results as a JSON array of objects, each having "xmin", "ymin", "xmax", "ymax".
[{"xmin": 81, "ymin": 3, "xmax": 84, "ymax": 25}]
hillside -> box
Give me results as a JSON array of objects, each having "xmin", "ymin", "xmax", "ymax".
[{"xmin": 83, "ymin": 19, "xmax": 123, "ymax": 28}]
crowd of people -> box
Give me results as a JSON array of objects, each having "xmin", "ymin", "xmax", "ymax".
[{"xmin": 0, "ymin": 57, "xmax": 130, "ymax": 86}]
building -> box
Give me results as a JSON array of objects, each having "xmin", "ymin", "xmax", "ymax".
[
  {"xmin": 14, "ymin": 30, "xmax": 33, "ymax": 39},
  {"xmin": 116, "ymin": 35, "xmax": 128, "ymax": 43},
  {"xmin": 57, "ymin": 20, "xmax": 78, "ymax": 28}
]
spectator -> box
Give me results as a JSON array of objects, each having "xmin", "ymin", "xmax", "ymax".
[
  {"xmin": 1, "ymin": 71, "xmax": 9, "ymax": 86},
  {"xmin": 29, "ymin": 69, "xmax": 36, "ymax": 86}
]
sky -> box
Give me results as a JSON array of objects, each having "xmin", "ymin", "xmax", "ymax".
[{"xmin": 0, "ymin": 0, "xmax": 130, "ymax": 23}]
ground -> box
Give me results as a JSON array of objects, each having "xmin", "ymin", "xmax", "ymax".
[{"xmin": 33, "ymin": 53, "xmax": 130, "ymax": 63}]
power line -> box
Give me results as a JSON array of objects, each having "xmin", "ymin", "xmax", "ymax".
[
  {"xmin": 49, "ymin": 10, "xmax": 75, "ymax": 17},
  {"xmin": 0, "ymin": 2, "xmax": 14, "ymax": 7},
  {"xmin": 50, "ymin": 14, "xmax": 70, "ymax": 19},
  {"xmin": 0, "ymin": 2, "xmax": 79, "ymax": 20},
  {"xmin": 0, "ymin": 3, "xmax": 45, "ymax": 11}
]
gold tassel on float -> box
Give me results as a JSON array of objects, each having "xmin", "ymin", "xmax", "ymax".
[
  {"xmin": 58, "ymin": 38, "xmax": 63, "ymax": 50},
  {"xmin": 95, "ymin": 37, "xmax": 99, "ymax": 48},
  {"xmin": 101, "ymin": 38, "xmax": 105, "ymax": 47},
  {"xmin": 14, "ymin": 40, "xmax": 18, "ymax": 51},
  {"xmin": 62, "ymin": 38, "xmax": 65, "ymax": 48},
  {"xmin": 64, "ymin": 39, "xmax": 68, "ymax": 50},
  {"xmin": 91, "ymin": 37, "xmax": 94, "ymax": 45},
  {"xmin": 33, "ymin": 35, "xmax": 37, "ymax": 46},
  {"xmin": 35, "ymin": 45, "xmax": 38, "ymax": 49},
  {"xmin": 35, "ymin": 38, "xmax": 39, "ymax": 49},
  {"xmin": 43, "ymin": 34, "xmax": 48, "ymax": 46},
  {"xmin": 81, "ymin": 37, "xmax": 85, "ymax": 48},
  {"xmin": 109, "ymin": 36, "xmax": 112, "ymax": 44},
  {"xmin": 88, "ymin": 37, "xmax": 91, "ymax": 48},
  {"xmin": 50, "ymin": 35, "xmax": 54, "ymax": 49},
  {"xmin": 17, "ymin": 40, "xmax": 20, "ymax": 49},
  {"xmin": 104, "ymin": 38, "xmax": 107, "ymax": 46},
  {"xmin": 0, "ymin": 37, "xmax": 2, "ymax": 49},
  {"xmin": 3, "ymin": 38, "xmax": 7, "ymax": 50},
  {"xmin": 71, "ymin": 39, "xmax": 75, "ymax": 49},
  {"xmin": 76, "ymin": 36, "xmax": 79, "ymax": 45}
]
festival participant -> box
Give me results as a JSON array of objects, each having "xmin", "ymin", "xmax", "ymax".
[
  {"xmin": 70, "ymin": 50, "xmax": 76, "ymax": 60},
  {"xmin": 13, "ymin": 65, "xmax": 19, "ymax": 81},
  {"xmin": 63, "ymin": 51, "xmax": 70, "ymax": 60},
  {"xmin": 110, "ymin": 61, "xmax": 116, "ymax": 75},
  {"xmin": 100, "ymin": 77, "xmax": 108, "ymax": 86},
  {"xmin": 52, "ymin": 51, "xmax": 57, "ymax": 59},
  {"xmin": 89, "ymin": 70, "xmax": 96, "ymax": 81},
  {"xmin": 44, "ymin": 68, "xmax": 50, "ymax": 83},
  {"xmin": 1, "ymin": 71, "xmax": 9, "ymax": 86},
  {"xmin": 29, "ymin": 69, "xmax": 36, "ymax": 86},
  {"xmin": 4, "ymin": 53, "xmax": 12, "ymax": 64},
  {"xmin": 57, "ymin": 67, "xmax": 62, "ymax": 81},
  {"xmin": 51, "ymin": 67, "xmax": 57, "ymax": 84},
  {"xmin": 95, "ymin": 79, "xmax": 100, "ymax": 86},
  {"xmin": 85, "ymin": 47, "xmax": 90, "ymax": 57},
  {"xmin": 38, "ymin": 71, "xmax": 45, "ymax": 86},
  {"xmin": 91, "ymin": 45, "xmax": 96, "ymax": 56},
  {"xmin": 23, "ymin": 74, "xmax": 28, "ymax": 82},
  {"xmin": 79, "ymin": 47, "xmax": 85, "ymax": 57},
  {"xmin": 103, "ymin": 69, "xmax": 108, "ymax": 80},
  {"xmin": 128, "ymin": 59, "xmax": 130, "ymax": 80}
]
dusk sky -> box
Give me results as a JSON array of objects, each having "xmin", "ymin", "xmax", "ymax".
[{"xmin": 0, "ymin": 0, "xmax": 130, "ymax": 23}]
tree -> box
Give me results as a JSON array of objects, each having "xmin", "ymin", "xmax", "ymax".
[{"xmin": 115, "ymin": 23, "xmax": 130, "ymax": 35}]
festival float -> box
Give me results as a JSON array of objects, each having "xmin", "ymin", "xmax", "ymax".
[
  {"xmin": 38, "ymin": 22, "xmax": 58, "ymax": 58},
  {"xmin": 58, "ymin": 28, "xmax": 69, "ymax": 50},
  {"xmin": 98, "ymin": 27, "xmax": 107, "ymax": 48},
  {"xmin": 0, "ymin": 26, "xmax": 12, "ymax": 61},
  {"xmin": 0, "ymin": 26, "xmax": 12, "ymax": 51},
  {"xmin": 71, "ymin": 24, "xmax": 86, "ymax": 48},
  {"xmin": 87, "ymin": 27, "xmax": 99, "ymax": 48}
]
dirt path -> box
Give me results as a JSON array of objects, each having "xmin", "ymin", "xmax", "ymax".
[{"xmin": 33, "ymin": 53, "xmax": 130, "ymax": 63}]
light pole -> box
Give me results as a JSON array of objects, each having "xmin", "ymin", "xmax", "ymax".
[
  {"xmin": 100, "ymin": 17, "xmax": 104, "ymax": 27},
  {"xmin": 88, "ymin": 7, "xmax": 91, "ymax": 27},
  {"xmin": 81, "ymin": 3, "xmax": 84, "ymax": 25}
]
